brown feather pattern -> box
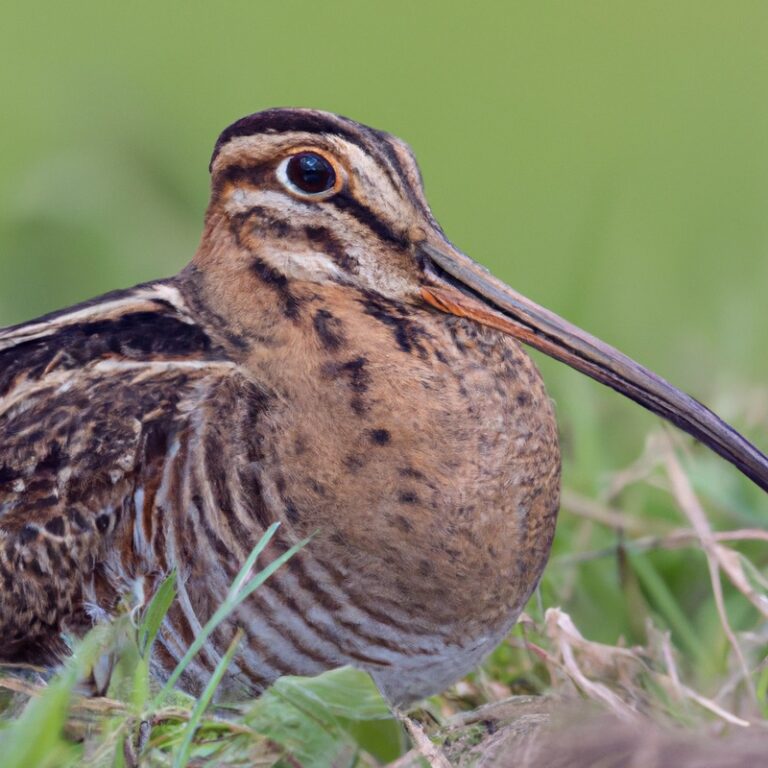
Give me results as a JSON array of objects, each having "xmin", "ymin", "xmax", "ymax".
[{"xmin": 0, "ymin": 109, "xmax": 561, "ymax": 704}]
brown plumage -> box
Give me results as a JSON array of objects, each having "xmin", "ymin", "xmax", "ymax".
[{"xmin": 0, "ymin": 109, "xmax": 766, "ymax": 704}]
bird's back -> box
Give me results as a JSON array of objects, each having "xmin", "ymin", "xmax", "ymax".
[{"xmin": 0, "ymin": 280, "xmax": 244, "ymax": 663}]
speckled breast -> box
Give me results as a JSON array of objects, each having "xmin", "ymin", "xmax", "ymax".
[{"xmin": 222, "ymin": 293, "xmax": 562, "ymax": 703}]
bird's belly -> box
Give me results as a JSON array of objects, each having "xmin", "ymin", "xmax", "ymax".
[
  {"xmin": 182, "ymin": 543, "xmax": 511, "ymax": 704},
  {"xmin": 223, "ymin": 570, "xmax": 511, "ymax": 704}
]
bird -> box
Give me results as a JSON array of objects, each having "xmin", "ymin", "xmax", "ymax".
[{"xmin": 1, "ymin": 108, "xmax": 767, "ymax": 705}]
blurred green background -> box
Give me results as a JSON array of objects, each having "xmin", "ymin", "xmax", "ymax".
[{"xmin": 1, "ymin": 0, "xmax": 767, "ymax": 480}]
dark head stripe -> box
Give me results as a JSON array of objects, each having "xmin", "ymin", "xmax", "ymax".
[
  {"xmin": 331, "ymin": 191, "xmax": 409, "ymax": 249},
  {"xmin": 371, "ymin": 133, "xmax": 431, "ymax": 217},
  {"xmin": 210, "ymin": 108, "xmax": 376, "ymax": 170},
  {"xmin": 209, "ymin": 108, "xmax": 429, "ymax": 215}
]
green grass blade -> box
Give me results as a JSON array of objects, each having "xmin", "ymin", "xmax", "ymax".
[
  {"xmin": 233, "ymin": 535, "xmax": 311, "ymax": 607},
  {"xmin": 171, "ymin": 628, "xmax": 244, "ymax": 768},
  {"xmin": 127, "ymin": 571, "xmax": 178, "ymax": 712},
  {"xmin": 139, "ymin": 570, "xmax": 177, "ymax": 656},
  {"xmin": 226, "ymin": 521, "xmax": 281, "ymax": 600},
  {"xmin": 629, "ymin": 552, "xmax": 708, "ymax": 667},
  {"xmin": 2, "ymin": 626, "xmax": 110, "ymax": 768},
  {"xmin": 155, "ymin": 525, "xmax": 307, "ymax": 703}
]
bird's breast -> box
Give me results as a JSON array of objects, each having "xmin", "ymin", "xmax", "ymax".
[{"xmin": 244, "ymin": 289, "xmax": 561, "ymax": 643}]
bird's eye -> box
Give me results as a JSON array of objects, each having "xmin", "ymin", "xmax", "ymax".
[{"xmin": 283, "ymin": 152, "xmax": 337, "ymax": 196}]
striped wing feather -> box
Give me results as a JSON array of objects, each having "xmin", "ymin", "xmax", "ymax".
[{"xmin": 0, "ymin": 282, "xmax": 262, "ymax": 664}]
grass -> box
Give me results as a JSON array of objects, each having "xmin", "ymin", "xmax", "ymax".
[{"xmin": 0, "ymin": 399, "xmax": 766, "ymax": 766}]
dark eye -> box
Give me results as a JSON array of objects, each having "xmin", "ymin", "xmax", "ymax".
[{"xmin": 285, "ymin": 152, "xmax": 337, "ymax": 195}]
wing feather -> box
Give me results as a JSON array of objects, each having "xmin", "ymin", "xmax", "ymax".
[{"xmin": 0, "ymin": 281, "xmax": 248, "ymax": 662}]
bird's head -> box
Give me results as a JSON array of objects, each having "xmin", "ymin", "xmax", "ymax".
[
  {"xmin": 205, "ymin": 107, "xmax": 442, "ymax": 298},
  {"xmin": 199, "ymin": 107, "xmax": 768, "ymax": 492}
]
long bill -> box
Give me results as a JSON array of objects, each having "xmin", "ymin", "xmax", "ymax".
[{"xmin": 419, "ymin": 241, "xmax": 768, "ymax": 494}]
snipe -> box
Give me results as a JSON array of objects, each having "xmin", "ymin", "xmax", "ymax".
[{"xmin": 1, "ymin": 109, "xmax": 766, "ymax": 704}]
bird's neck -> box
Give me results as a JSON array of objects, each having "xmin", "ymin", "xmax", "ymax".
[{"xmin": 185, "ymin": 212, "xmax": 419, "ymax": 377}]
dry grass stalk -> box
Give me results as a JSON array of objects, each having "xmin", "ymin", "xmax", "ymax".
[{"xmin": 659, "ymin": 430, "xmax": 761, "ymax": 703}]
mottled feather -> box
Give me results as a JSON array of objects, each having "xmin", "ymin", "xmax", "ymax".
[{"xmin": 0, "ymin": 109, "xmax": 561, "ymax": 704}]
